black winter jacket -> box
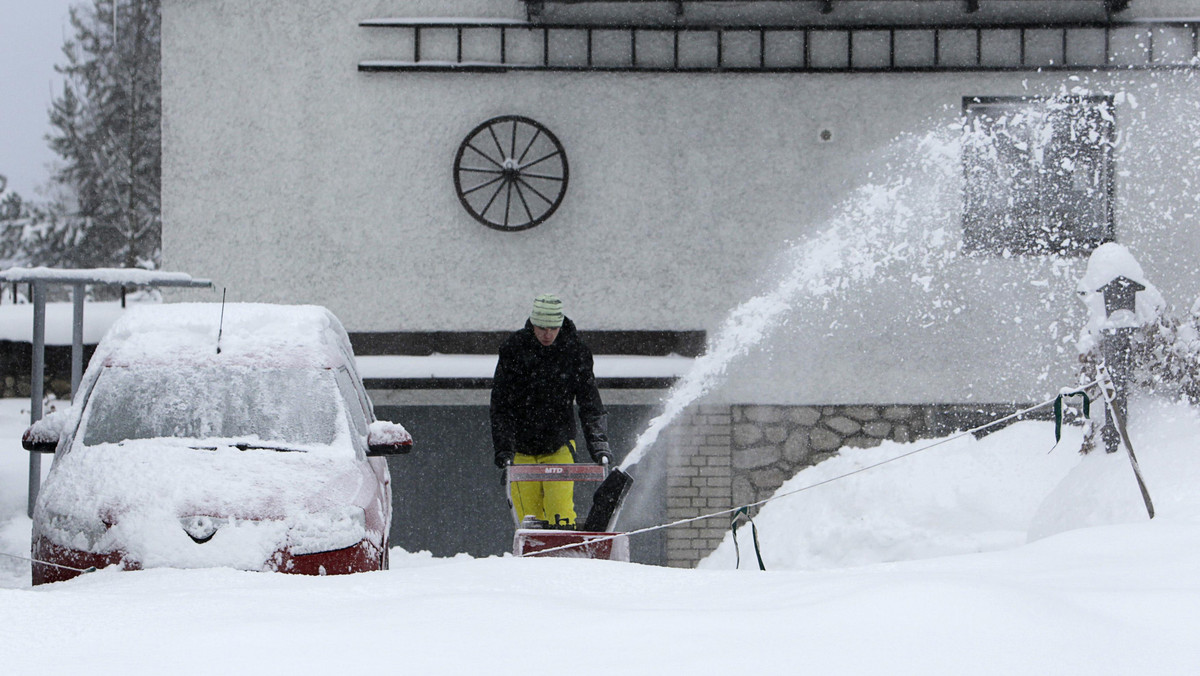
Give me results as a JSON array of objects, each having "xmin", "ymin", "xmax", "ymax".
[{"xmin": 490, "ymin": 317, "xmax": 610, "ymax": 463}]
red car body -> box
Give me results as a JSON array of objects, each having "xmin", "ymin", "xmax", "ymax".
[{"xmin": 25, "ymin": 304, "xmax": 411, "ymax": 585}]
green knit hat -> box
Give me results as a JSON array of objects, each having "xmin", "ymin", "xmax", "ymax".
[{"xmin": 530, "ymin": 293, "xmax": 564, "ymax": 328}]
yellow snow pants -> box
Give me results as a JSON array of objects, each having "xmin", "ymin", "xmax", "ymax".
[{"xmin": 511, "ymin": 441, "xmax": 576, "ymax": 527}]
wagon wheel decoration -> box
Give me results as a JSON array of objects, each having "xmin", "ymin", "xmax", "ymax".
[{"xmin": 454, "ymin": 116, "xmax": 569, "ymax": 232}]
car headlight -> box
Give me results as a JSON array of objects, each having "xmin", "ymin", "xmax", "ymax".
[
  {"xmin": 40, "ymin": 510, "xmax": 111, "ymax": 552},
  {"xmin": 287, "ymin": 507, "xmax": 367, "ymax": 556}
]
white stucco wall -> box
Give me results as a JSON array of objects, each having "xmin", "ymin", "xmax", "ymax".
[{"xmin": 162, "ymin": 0, "xmax": 1200, "ymax": 405}]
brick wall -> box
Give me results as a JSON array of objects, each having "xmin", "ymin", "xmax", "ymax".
[{"xmin": 664, "ymin": 405, "xmax": 733, "ymax": 567}]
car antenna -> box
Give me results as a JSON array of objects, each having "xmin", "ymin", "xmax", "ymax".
[{"xmin": 216, "ymin": 288, "xmax": 227, "ymax": 354}]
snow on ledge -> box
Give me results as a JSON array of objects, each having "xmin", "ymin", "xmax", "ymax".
[
  {"xmin": 355, "ymin": 354, "xmax": 694, "ymax": 380},
  {"xmin": 0, "ymin": 267, "xmax": 209, "ymax": 287}
]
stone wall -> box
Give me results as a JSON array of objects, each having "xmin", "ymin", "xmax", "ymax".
[
  {"xmin": 729, "ymin": 404, "xmax": 928, "ymax": 509},
  {"xmin": 662, "ymin": 402, "xmax": 1035, "ymax": 568}
]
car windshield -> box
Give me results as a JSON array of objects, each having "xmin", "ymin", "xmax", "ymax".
[{"xmin": 81, "ymin": 365, "xmax": 343, "ymax": 448}]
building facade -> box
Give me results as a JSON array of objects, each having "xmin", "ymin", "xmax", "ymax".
[{"xmin": 162, "ymin": 0, "xmax": 1200, "ymax": 566}]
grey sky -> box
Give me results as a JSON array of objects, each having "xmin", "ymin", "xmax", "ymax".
[{"xmin": 0, "ymin": 0, "xmax": 75, "ymax": 199}]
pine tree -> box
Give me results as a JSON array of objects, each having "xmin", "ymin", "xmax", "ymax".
[
  {"xmin": 46, "ymin": 0, "xmax": 161, "ymax": 269},
  {"xmin": 0, "ymin": 176, "xmax": 18, "ymax": 266},
  {"xmin": 0, "ymin": 174, "xmax": 60, "ymax": 269}
]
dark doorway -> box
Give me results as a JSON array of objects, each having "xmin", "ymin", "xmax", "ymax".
[{"xmin": 378, "ymin": 403, "xmax": 665, "ymax": 565}]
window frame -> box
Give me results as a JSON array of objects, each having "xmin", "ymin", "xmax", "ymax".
[{"xmin": 961, "ymin": 94, "xmax": 1116, "ymax": 257}]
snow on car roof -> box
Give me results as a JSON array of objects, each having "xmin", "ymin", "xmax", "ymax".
[{"xmin": 94, "ymin": 303, "xmax": 353, "ymax": 368}]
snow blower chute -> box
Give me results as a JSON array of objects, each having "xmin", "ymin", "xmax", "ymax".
[{"xmin": 506, "ymin": 463, "xmax": 634, "ymax": 560}]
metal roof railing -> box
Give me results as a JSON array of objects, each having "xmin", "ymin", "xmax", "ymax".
[
  {"xmin": 359, "ymin": 18, "xmax": 1198, "ymax": 73},
  {"xmin": 519, "ymin": 0, "xmax": 1132, "ymax": 20}
]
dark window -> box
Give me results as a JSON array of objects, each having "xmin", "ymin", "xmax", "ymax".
[{"xmin": 962, "ymin": 96, "xmax": 1114, "ymax": 256}]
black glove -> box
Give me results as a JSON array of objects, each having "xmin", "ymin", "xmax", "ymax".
[
  {"xmin": 591, "ymin": 449, "xmax": 614, "ymax": 466},
  {"xmin": 495, "ymin": 452, "xmax": 514, "ymax": 469}
]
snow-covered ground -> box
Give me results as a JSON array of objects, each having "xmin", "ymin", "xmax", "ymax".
[{"xmin": 3, "ymin": 394, "xmax": 1199, "ymax": 674}]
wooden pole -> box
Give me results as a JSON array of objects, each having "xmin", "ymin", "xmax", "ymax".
[{"xmin": 1096, "ymin": 363, "xmax": 1155, "ymax": 519}]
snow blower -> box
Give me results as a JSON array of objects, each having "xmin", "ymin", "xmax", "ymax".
[{"xmin": 506, "ymin": 462, "xmax": 634, "ymax": 560}]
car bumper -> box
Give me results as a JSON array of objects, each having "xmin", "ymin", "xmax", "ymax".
[
  {"xmin": 30, "ymin": 536, "xmax": 386, "ymax": 585},
  {"xmin": 32, "ymin": 536, "xmax": 126, "ymax": 585},
  {"xmin": 277, "ymin": 539, "xmax": 385, "ymax": 576}
]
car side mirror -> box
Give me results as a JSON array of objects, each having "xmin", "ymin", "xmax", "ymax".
[
  {"xmin": 22, "ymin": 409, "xmax": 69, "ymax": 453},
  {"xmin": 367, "ymin": 420, "xmax": 413, "ymax": 456}
]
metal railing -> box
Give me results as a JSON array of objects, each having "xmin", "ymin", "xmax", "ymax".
[
  {"xmin": 359, "ymin": 19, "xmax": 1198, "ymax": 73},
  {"xmin": 520, "ymin": 0, "xmax": 1131, "ymax": 18}
]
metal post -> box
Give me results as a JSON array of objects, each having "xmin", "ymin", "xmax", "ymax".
[
  {"xmin": 1095, "ymin": 275, "xmax": 1144, "ymax": 453},
  {"xmin": 71, "ymin": 283, "xmax": 85, "ymax": 398},
  {"xmin": 1099, "ymin": 327, "xmax": 1134, "ymax": 453},
  {"xmin": 28, "ymin": 281, "xmax": 46, "ymax": 517}
]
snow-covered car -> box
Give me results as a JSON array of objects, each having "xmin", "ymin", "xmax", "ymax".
[{"xmin": 21, "ymin": 303, "xmax": 412, "ymax": 585}]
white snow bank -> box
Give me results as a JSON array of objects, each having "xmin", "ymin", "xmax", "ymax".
[
  {"xmin": 2, "ymin": 526, "xmax": 1199, "ymax": 676},
  {"xmin": 1029, "ymin": 397, "xmax": 1200, "ymax": 540},
  {"xmin": 0, "ymin": 301, "xmax": 131, "ymax": 344},
  {"xmin": 701, "ymin": 420, "xmax": 1084, "ymax": 570},
  {"xmin": 0, "ymin": 398, "xmax": 48, "ymax": 587},
  {"xmin": 3, "ymin": 397, "xmax": 1200, "ymax": 673},
  {"xmin": 702, "ymin": 394, "xmax": 1200, "ymax": 572}
]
